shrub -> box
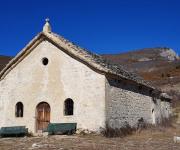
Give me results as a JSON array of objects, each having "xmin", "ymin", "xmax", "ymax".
[
  {"xmin": 161, "ymin": 73, "xmax": 164, "ymax": 78},
  {"xmin": 167, "ymin": 90, "xmax": 180, "ymax": 107},
  {"xmin": 101, "ymin": 116, "xmax": 175, "ymax": 138},
  {"xmin": 100, "ymin": 122, "xmax": 136, "ymax": 138},
  {"xmin": 167, "ymin": 73, "xmax": 171, "ymax": 77},
  {"xmin": 156, "ymin": 115, "xmax": 175, "ymax": 128}
]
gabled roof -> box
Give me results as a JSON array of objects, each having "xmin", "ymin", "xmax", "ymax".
[{"xmin": 0, "ymin": 21, "xmax": 156, "ymax": 90}]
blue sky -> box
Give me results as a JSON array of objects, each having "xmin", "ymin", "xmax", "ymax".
[{"xmin": 0, "ymin": 0, "xmax": 179, "ymax": 56}]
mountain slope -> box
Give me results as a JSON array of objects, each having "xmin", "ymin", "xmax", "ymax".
[
  {"xmin": 102, "ymin": 47, "xmax": 180, "ymax": 92},
  {"xmin": 0, "ymin": 55, "xmax": 13, "ymax": 72}
]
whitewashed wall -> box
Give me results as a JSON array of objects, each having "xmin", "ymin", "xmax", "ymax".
[{"xmin": 0, "ymin": 40, "xmax": 106, "ymax": 133}]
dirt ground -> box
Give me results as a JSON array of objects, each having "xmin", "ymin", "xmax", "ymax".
[{"xmin": 0, "ymin": 127, "xmax": 180, "ymax": 150}]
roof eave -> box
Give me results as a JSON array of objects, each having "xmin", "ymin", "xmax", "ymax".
[
  {"xmin": 0, "ymin": 31, "xmax": 156, "ymax": 92},
  {"xmin": 0, "ymin": 32, "xmax": 45, "ymax": 80}
]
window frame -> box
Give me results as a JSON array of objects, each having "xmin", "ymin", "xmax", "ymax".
[
  {"xmin": 64, "ymin": 98, "xmax": 74, "ymax": 116},
  {"xmin": 15, "ymin": 102, "xmax": 24, "ymax": 118}
]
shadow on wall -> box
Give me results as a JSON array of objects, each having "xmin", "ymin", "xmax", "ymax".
[{"xmin": 107, "ymin": 77, "xmax": 153, "ymax": 97}]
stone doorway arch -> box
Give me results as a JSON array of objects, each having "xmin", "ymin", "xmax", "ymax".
[{"xmin": 36, "ymin": 102, "xmax": 50, "ymax": 132}]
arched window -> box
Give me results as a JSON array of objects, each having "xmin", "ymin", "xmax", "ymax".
[
  {"xmin": 64, "ymin": 98, "xmax": 74, "ymax": 116},
  {"xmin": 15, "ymin": 102, "xmax": 23, "ymax": 117}
]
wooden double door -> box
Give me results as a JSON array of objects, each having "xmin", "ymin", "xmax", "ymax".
[{"xmin": 36, "ymin": 102, "xmax": 50, "ymax": 131}]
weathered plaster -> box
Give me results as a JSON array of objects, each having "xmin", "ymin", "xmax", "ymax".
[
  {"xmin": 0, "ymin": 37, "xmax": 171, "ymax": 133},
  {"xmin": 0, "ymin": 40, "xmax": 106, "ymax": 133}
]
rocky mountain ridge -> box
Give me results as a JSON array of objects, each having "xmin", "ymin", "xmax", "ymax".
[{"xmin": 102, "ymin": 47, "xmax": 180, "ymax": 94}]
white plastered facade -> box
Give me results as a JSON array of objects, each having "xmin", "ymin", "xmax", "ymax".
[{"xmin": 0, "ymin": 40, "xmax": 106, "ymax": 133}]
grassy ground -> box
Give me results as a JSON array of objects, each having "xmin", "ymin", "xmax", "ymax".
[{"xmin": 0, "ymin": 126, "xmax": 180, "ymax": 150}]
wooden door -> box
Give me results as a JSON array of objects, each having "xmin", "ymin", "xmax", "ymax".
[{"xmin": 36, "ymin": 102, "xmax": 50, "ymax": 131}]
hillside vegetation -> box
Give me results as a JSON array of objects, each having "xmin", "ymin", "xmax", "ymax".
[
  {"xmin": 0, "ymin": 55, "xmax": 12, "ymax": 72},
  {"xmin": 102, "ymin": 47, "xmax": 180, "ymax": 92}
]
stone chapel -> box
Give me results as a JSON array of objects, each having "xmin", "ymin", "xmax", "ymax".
[{"xmin": 0, "ymin": 20, "xmax": 171, "ymax": 133}]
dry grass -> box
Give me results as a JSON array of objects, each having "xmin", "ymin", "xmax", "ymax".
[
  {"xmin": 100, "ymin": 117, "xmax": 174, "ymax": 138},
  {"xmin": 0, "ymin": 126, "xmax": 180, "ymax": 150},
  {"xmin": 0, "ymin": 117, "xmax": 178, "ymax": 150},
  {"xmin": 100, "ymin": 123, "xmax": 136, "ymax": 138}
]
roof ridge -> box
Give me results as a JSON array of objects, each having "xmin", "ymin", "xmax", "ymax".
[
  {"xmin": 48, "ymin": 32, "xmax": 154, "ymax": 88},
  {"xmin": 0, "ymin": 31, "xmax": 155, "ymax": 90}
]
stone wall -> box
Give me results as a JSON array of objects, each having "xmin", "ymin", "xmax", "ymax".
[
  {"xmin": 0, "ymin": 40, "xmax": 106, "ymax": 133},
  {"xmin": 0, "ymin": 39, "xmax": 172, "ymax": 133},
  {"xmin": 105, "ymin": 77, "xmax": 171, "ymax": 128},
  {"xmin": 154, "ymin": 99, "xmax": 172, "ymax": 123}
]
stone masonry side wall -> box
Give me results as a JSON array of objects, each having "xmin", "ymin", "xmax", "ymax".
[
  {"xmin": 154, "ymin": 99, "xmax": 171, "ymax": 123},
  {"xmin": 105, "ymin": 77, "xmax": 164, "ymax": 128}
]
